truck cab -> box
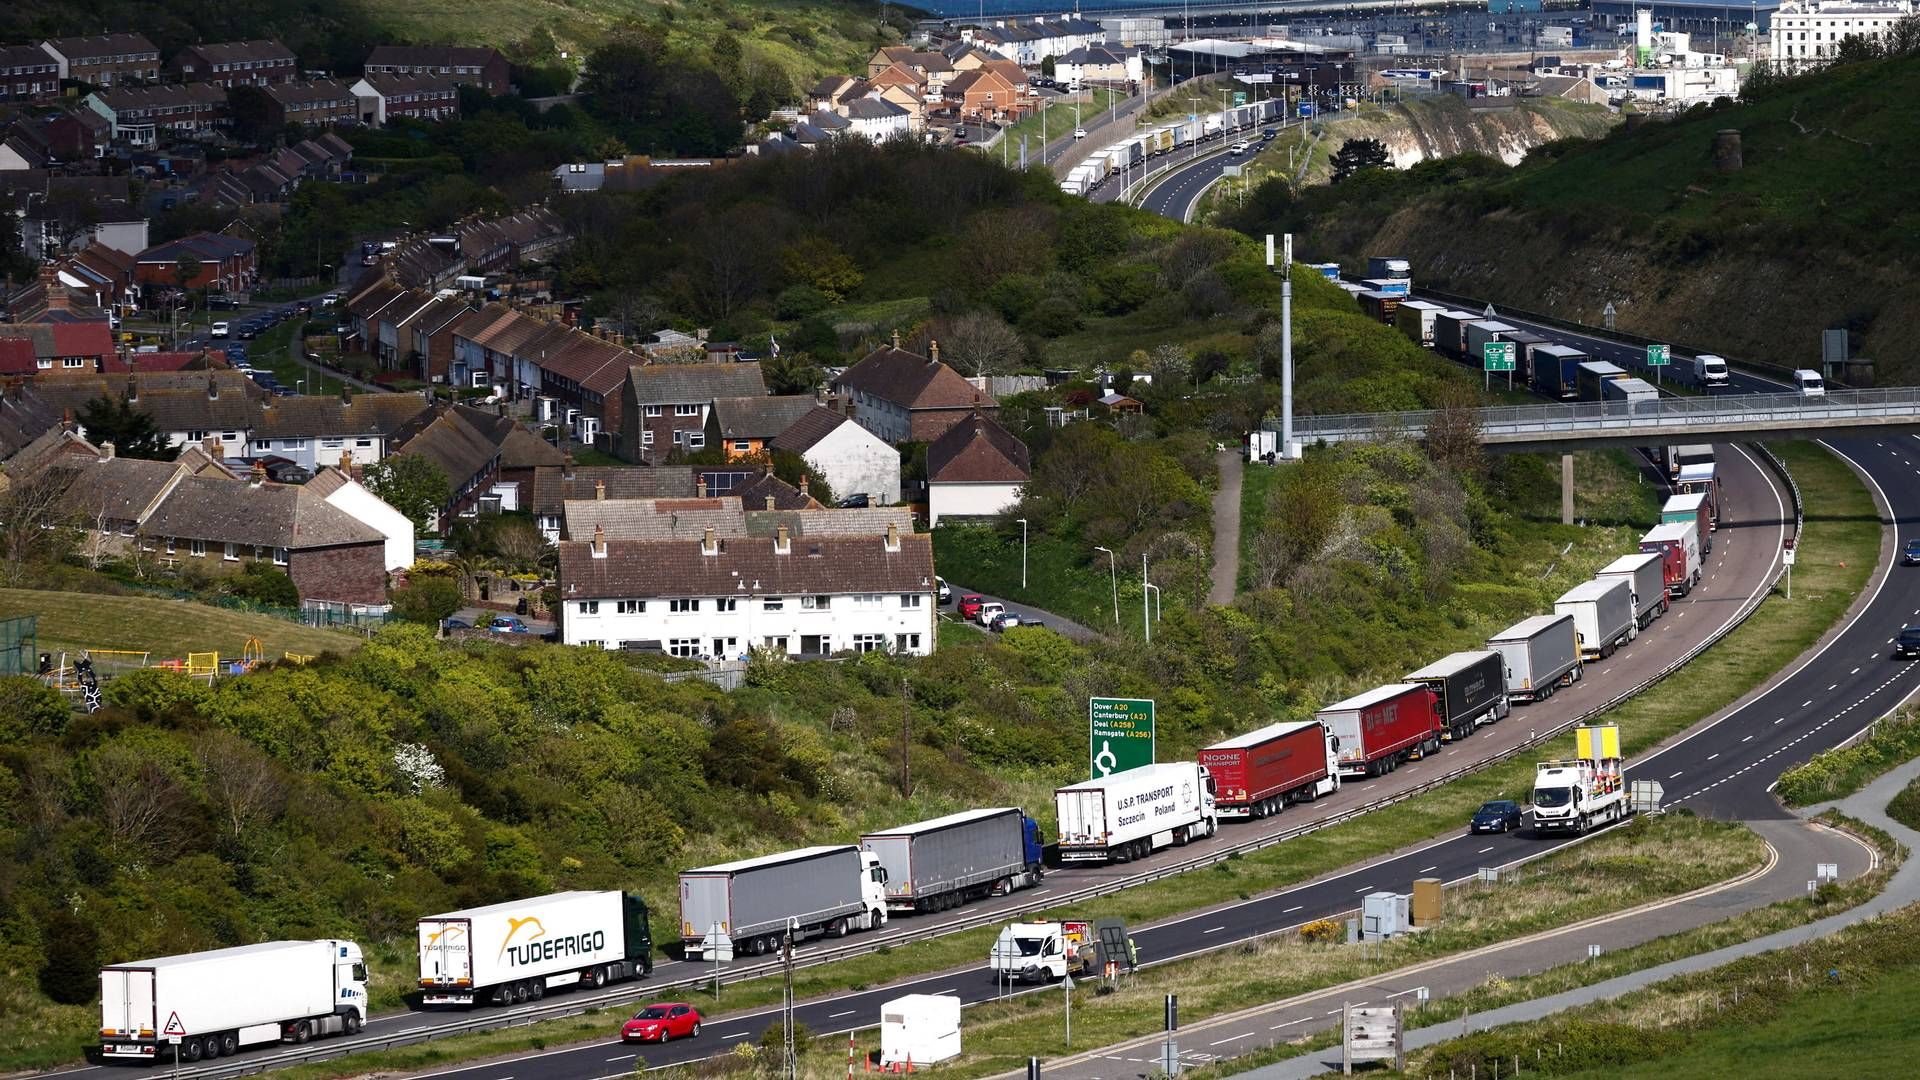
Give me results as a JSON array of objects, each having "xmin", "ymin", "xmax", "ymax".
[
  {"xmin": 862, "ymin": 850, "xmax": 891, "ymax": 928},
  {"xmin": 988, "ymin": 919, "xmax": 1098, "ymax": 983},
  {"xmin": 332, "ymin": 940, "xmax": 369, "ymax": 1024}
]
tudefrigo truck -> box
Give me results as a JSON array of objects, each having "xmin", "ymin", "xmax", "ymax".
[
  {"xmin": 1528, "ymin": 344, "xmax": 1587, "ymax": 399},
  {"xmin": 1316, "ymin": 683, "xmax": 1443, "ymax": 779},
  {"xmin": 680, "ymin": 846, "xmax": 889, "ymax": 959},
  {"xmin": 1055, "ymin": 762, "xmax": 1218, "ymax": 863},
  {"xmin": 1486, "ymin": 614, "xmax": 1581, "ymax": 704},
  {"xmin": 1198, "ymin": 720, "xmax": 1340, "ymax": 819},
  {"xmin": 418, "ymin": 890, "xmax": 652, "ymax": 1007},
  {"xmin": 100, "ymin": 940, "xmax": 367, "ymax": 1062},
  {"xmin": 860, "ymin": 807, "xmax": 1044, "ymax": 914},
  {"xmin": 1404, "ymin": 650, "xmax": 1510, "ymax": 743}
]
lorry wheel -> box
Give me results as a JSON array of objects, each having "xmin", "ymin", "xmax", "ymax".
[
  {"xmin": 183, "ymin": 1040, "xmax": 203, "ymax": 1062},
  {"xmin": 344, "ymin": 1015, "xmax": 360, "ymax": 1036},
  {"xmin": 292, "ymin": 1021, "xmax": 310, "ymax": 1045},
  {"xmin": 200, "ymin": 1036, "xmax": 220, "ymax": 1060},
  {"xmin": 220, "ymin": 1032, "xmax": 239, "ymax": 1055},
  {"xmin": 529, "ymin": 981, "xmax": 545, "ymax": 1001},
  {"xmin": 869, "ymin": 910, "xmax": 883, "ymax": 931},
  {"xmin": 591, "ymin": 967, "xmax": 607, "ymax": 989}
]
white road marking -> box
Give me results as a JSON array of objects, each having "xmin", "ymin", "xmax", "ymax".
[
  {"xmin": 1743, "ymin": 735, "xmax": 1754, "ymax": 742},
  {"xmin": 1668, "ymin": 771, "xmax": 1684, "ymax": 779},
  {"xmin": 1271, "ymin": 1018, "xmax": 1308, "ymax": 1031},
  {"xmin": 1477, "ymin": 846, "xmax": 1495, "ymax": 854},
  {"xmin": 830, "ymin": 1010, "xmax": 856, "ymax": 1019},
  {"xmin": 1418, "ymin": 865, "xmax": 1438, "ymax": 873},
  {"xmin": 606, "ymin": 1055, "xmax": 635, "ymax": 1063},
  {"xmin": 1282, "ymin": 905, "xmax": 1304, "ymax": 914},
  {"xmin": 1203, "ymin": 926, "xmax": 1227, "ymax": 934},
  {"xmin": 1210, "ymin": 1032, "xmax": 1255, "ymax": 1046}
]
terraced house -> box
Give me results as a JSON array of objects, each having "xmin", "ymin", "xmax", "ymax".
[
  {"xmin": 363, "ymin": 45, "xmax": 510, "ymax": 95},
  {"xmin": 350, "ymin": 72, "xmax": 462, "ymax": 126},
  {"xmin": 167, "ymin": 40, "xmax": 298, "ymax": 87},
  {"xmin": 260, "ymin": 79, "xmax": 356, "ymax": 128},
  {"xmin": 0, "ymin": 45, "xmax": 61, "ymax": 104},
  {"xmin": 86, "ymin": 83, "xmax": 228, "ymax": 147},
  {"xmin": 39, "ymin": 33, "xmax": 160, "ymax": 87}
]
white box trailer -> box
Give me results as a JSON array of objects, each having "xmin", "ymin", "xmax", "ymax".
[
  {"xmin": 100, "ymin": 940, "xmax": 367, "ymax": 1062},
  {"xmin": 1596, "ymin": 551, "xmax": 1668, "ymax": 628},
  {"xmin": 1463, "ymin": 320, "xmax": 1519, "ymax": 363},
  {"xmin": 418, "ymin": 890, "xmax": 652, "ymax": 1007},
  {"xmin": 1394, "ymin": 299, "xmax": 1444, "ymax": 346},
  {"xmin": 861, "ymin": 807, "xmax": 1044, "ymax": 914},
  {"xmin": 1055, "ymin": 761, "xmax": 1217, "ymax": 864},
  {"xmin": 1555, "ymin": 577, "xmax": 1637, "ymax": 661},
  {"xmin": 881, "ymin": 994, "xmax": 962, "ymax": 1067},
  {"xmin": 1486, "ymin": 613, "xmax": 1581, "ymax": 703},
  {"xmin": 680, "ymin": 845, "xmax": 888, "ymax": 959}
]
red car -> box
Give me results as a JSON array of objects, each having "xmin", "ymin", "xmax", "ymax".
[
  {"xmin": 621, "ymin": 1002, "xmax": 702, "ymax": 1042},
  {"xmin": 958, "ymin": 594, "xmax": 986, "ymax": 621}
]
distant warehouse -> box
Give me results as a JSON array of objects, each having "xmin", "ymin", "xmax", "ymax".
[{"xmin": 1589, "ymin": 0, "xmax": 1785, "ymax": 34}]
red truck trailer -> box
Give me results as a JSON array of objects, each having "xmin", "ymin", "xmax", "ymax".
[
  {"xmin": 1315, "ymin": 683, "xmax": 1443, "ymax": 780},
  {"xmin": 1640, "ymin": 523, "xmax": 1702, "ymax": 598},
  {"xmin": 1197, "ymin": 720, "xmax": 1341, "ymax": 820}
]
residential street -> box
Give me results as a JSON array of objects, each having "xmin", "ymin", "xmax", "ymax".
[{"xmin": 941, "ymin": 582, "xmax": 1099, "ymax": 641}]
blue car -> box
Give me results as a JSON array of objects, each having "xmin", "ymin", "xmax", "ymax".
[
  {"xmin": 489, "ymin": 616, "xmax": 530, "ymax": 633},
  {"xmin": 1470, "ymin": 799, "xmax": 1523, "ymax": 834},
  {"xmin": 1903, "ymin": 539, "xmax": 1920, "ymax": 566}
]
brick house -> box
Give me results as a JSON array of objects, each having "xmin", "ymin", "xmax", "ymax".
[
  {"xmin": 87, "ymin": 83, "xmax": 228, "ymax": 147},
  {"xmin": 168, "ymin": 41, "xmax": 298, "ymax": 87},
  {"xmin": 619, "ymin": 362, "xmax": 768, "ymax": 464},
  {"xmin": 387, "ymin": 401, "xmax": 517, "ymax": 530},
  {"xmin": 942, "ymin": 69, "xmax": 1020, "ymax": 121},
  {"xmin": 260, "ymin": 80, "xmax": 356, "ymax": 128},
  {"xmin": 829, "ymin": 338, "xmax": 998, "ymax": 444},
  {"xmin": 363, "ymin": 45, "xmax": 510, "ymax": 96},
  {"xmin": 40, "ymin": 34, "xmax": 160, "ymax": 88},
  {"xmin": 925, "ymin": 410, "xmax": 1029, "ymax": 526},
  {"xmin": 704, "ymin": 396, "xmax": 823, "ymax": 460},
  {"xmin": 0, "ymin": 45, "xmax": 61, "ymax": 104},
  {"xmin": 134, "ymin": 232, "xmax": 256, "ymax": 293},
  {"xmin": 350, "ymin": 73, "xmax": 462, "ymax": 126}
]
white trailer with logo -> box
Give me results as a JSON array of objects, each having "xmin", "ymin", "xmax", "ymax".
[
  {"xmin": 99, "ymin": 940, "xmax": 367, "ymax": 1063},
  {"xmin": 1055, "ymin": 761, "xmax": 1217, "ymax": 864},
  {"xmin": 418, "ymin": 890, "xmax": 652, "ymax": 1007}
]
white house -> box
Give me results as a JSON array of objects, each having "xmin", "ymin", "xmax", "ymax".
[
  {"xmin": 1770, "ymin": 0, "xmax": 1913, "ymax": 68},
  {"xmin": 772, "ymin": 407, "xmax": 902, "ymax": 505},
  {"xmin": 307, "ymin": 461, "xmax": 416, "ymax": 571},
  {"xmin": 557, "ymin": 521, "xmax": 936, "ymax": 657},
  {"xmin": 1053, "ymin": 46, "xmax": 1143, "ymax": 87},
  {"xmin": 926, "ymin": 411, "xmax": 1029, "ymax": 527},
  {"xmin": 844, "ymin": 96, "xmax": 911, "ymax": 142}
]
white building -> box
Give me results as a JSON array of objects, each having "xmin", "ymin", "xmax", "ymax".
[
  {"xmin": 771, "ymin": 408, "xmax": 902, "ymax": 506},
  {"xmin": 307, "ymin": 461, "xmax": 417, "ymax": 571},
  {"xmin": 1770, "ymin": 0, "xmax": 1913, "ymax": 68},
  {"xmin": 925, "ymin": 411, "xmax": 1029, "ymax": 528},
  {"xmin": 844, "ymin": 96, "xmax": 912, "ymax": 142},
  {"xmin": 557, "ymin": 521, "xmax": 936, "ymax": 657}
]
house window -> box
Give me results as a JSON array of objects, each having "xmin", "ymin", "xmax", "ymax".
[
  {"xmin": 716, "ymin": 598, "xmax": 738, "ymax": 612},
  {"xmin": 281, "ymin": 439, "xmax": 307, "ymax": 450},
  {"xmin": 191, "ymin": 538, "xmax": 206, "ymax": 557},
  {"xmin": 186, "ymin": 429, "xmax": 208, "ymax": 441},
  {"xmin": 763, "ymin": 596, "xmax": 785, "ymax": 611},
  {"xmin": 255, "ymin": 545, "xmax": 271, "ymax": 560},
  {"xmin": 578, "ymin": 600, "xmax": 599, "ymax": 615},
  {"xmin": 253, "ymin": 440, "xmax": 271, "ymax": 452},
  {"xmin": 733, "ymin": 441, "xmax": 752, "ymax": 453},
  {"xmin": 900, "ymin": 593, "xmax": 923, "ymax": 609},
  {"xmin": 669, "ymin": 598, "xmax": 700, "ymax": 613},
  {"xmin": 667, "ymin": 638, "xmax": 701, "ymax": 658},
  {"xmin": 895, "ymin": 633, "xmax": 923, "ymax": 652},
  {"xmin": 356, "ymin": 438, "xmax": 373, "ymax": 448},
  {"xmin": 165, "ymin": 537, "xmax": 176, "ymax": 555},
  {"xmin": 321, "ymin": 438, "xmax": 344, "ymax": 449},
  {"xmin": 642, "ymin": 431, "xmax": 655, "ymax": 446},
  {"xmin": 800, "ymin": 595, "xmax": 831, "ymax": 611},
  {"xmin": 764, "ymin": 635, "xmax": 789, "ymax": 652},
  {"xmin": 853, "ymin": 634, "xmax": 886, "ymax": 653},
  {"xmin": 644, "ymin": 405, "xmax": 663, "ymax": 417},
  {"xmin": 119, "ymin": 521, "xmax": 136, "ymax": 536},
  {"xmin": 616, "ymin": 600, "xmax": 644, "ymax": 614},
  {"xmin": 686, "ymin": 433, "xmax": 705, "ymax": 449},
  {"xmin": 674, "ymin": 404, "xmax": 701, "ymax": 417},
  {"xmin": 222, "ymin": 431, "xmax": 239, "ymax": 441},
  {"xmin": 273, "ymin": 548, "xmax": 288, "ymax": 565},
  {"xmin": 223, "ymin": 542, "xmax": 239, "ymax": 561},
  {"xmin": 62, "ymin": 357, "xmax": 86, "ymax": 368},
  {"xmin": 580, "ymin": 640, "xmax": 604, "ymax": 649}
]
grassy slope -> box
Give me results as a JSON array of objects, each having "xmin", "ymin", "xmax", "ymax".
[{"xmin": 0, "ymin": 587, "xmax": 364, "ymax": 660}]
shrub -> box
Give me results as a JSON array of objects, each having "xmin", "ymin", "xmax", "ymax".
[
  {"xmin": 1299, "ymin": 918, "xmax": 1343, "ymax": 943},
  {"xmin": 1775, "ymin": 707, "xmax": 1920, "ymax": 805},
  {"xmin": 0, "ymin": 676, "xmax": 69, "ymax": 740},
  {"xmin": 391, "ymin": 576, "xmax": 463, "ymax": 624},
  {"xmin": 775, "ymin": 284, "xmax": 829, "ymax": 319},
  {"xmin": 227, "ymin": 563, "xmax": 298, "ymax": 608},
  {"xmin": 38, "ymin": 909, "xmax": 100, "ymax": 1005}
]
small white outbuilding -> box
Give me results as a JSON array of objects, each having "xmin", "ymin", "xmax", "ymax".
[{"xmin": 880, "ymin": 993, "xmax": 961, "ymax": 1068}]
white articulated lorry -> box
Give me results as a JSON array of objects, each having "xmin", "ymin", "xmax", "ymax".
[
  {"xmin": 680, "ymin": 845, "xmax": 889, "ymax": 959},
  {"xmin": 860, "ymin": 807, "xmax": 1045, "ymax": 914},
  {"xmin": 1055, "ymin": 762, "xmax": 1217, "ymax": 864},
  {"xmin": 1554, "ymin": 577, "xmax": 1637, "ymax": 661},
  {"xmin": 1486, "ymin": 613, "xmax": 1582, "ymax": 704},
  {"xmin": 1531, "ymin": 725, "xmax": 1632, "ymax": 835},
  {"xmin": 100, "ymin": 940, "xmax": 367, "ymax": 1063},
  {"xmin": 418, "ymin": 890, "xmax": 653, "ymax": 1007},
  {"xmin": 1595, "ymin": 551, "xmax": 1669, "ymax": 629}
]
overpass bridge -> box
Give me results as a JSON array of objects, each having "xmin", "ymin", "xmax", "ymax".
[{"xmin": 1281, "ymin": 387, "xmax": 1920, "ymax": 452}]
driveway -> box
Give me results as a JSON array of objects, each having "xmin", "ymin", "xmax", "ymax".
[{"xmin": 941, "ymin": 584, "xmax": 1099, "ymax": 642}]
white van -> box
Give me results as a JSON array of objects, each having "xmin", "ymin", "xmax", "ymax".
[{"xmin": 1793, "ymin": 368, "xmax": 1826, "ymax": 399}]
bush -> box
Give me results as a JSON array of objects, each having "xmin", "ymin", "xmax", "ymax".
[
  {"xmin": 391, "ymin": 576, "xmax": 463, "ymax": 624},
  {"xmin": 1775, "ymin": 707, "xmax": 1920, "ymax": 805},
  {"xmin": 1020, "ymin": 296, "xmax": 1083, "ymax": 338},
  {"xmin": 38, "ymin": 909, "xmax": 100, "ymax": 1005},
  {"xmin": 227, "ymin": 563, "xmax": 299, "ymax": 608},
  {"xmin": 775, "ymin": 284, "xmax": 830, "ymax": 320},
  {"xmin": 1299, "ymin": 918, "xmax": 1343, "ymax": 943},
  {"xmin": 0, "ymin": 676, "xmax": 69, "ymax": 740}
]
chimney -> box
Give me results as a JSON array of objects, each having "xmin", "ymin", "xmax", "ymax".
[
  {"xmin": 885, "ymin": 522, "xmax": 900, "ymax": 552},
  {"xmin": 697, "ymin": 475, "xmax": 708, "ymax": 499},
  {"xmin": 341, "ymin": 385, "xmax": 352, "ymax": 407},
  {"xmin": 249, "ymin": 462, "xmax": 266, "ymax": 487},
  {"xmin": 929, "ymin": 339, "xmax": 940, "ymax": 364},
  {"xmin": 594, "ymin": 479, "xmax": 606, "ymax": 500},
  {"xmin": 201, "ymin": 434, "xmax": 220, "ymax": 459},
  {"xmin": 775, "ymin": 523, "xmax": 791, "ymax": 555},
  {"xmin": 702, "ymin": 526, "xmax": 718, "ymax": 555},
  {"xmin": 207, "ymin": 374, "xmax": 219, "ymax": 400},
  {"xmin": 591, "ymin": 523, "xmax": 607, "ymax": 557},
  {"xmin": 765, "ymin": 495, "xmax": 776, "ymax": 511},
  {"xmin": 61, "ymin": 407, "xmax": 74, "ymax": 433},
  {"xmin": 891, "ymin": 328, "xmax": 901, "ymax": 350},
  {"xmin": 99, "ymin": 441, "xmax": 115, "ymax": 461},
  {"xmin": 562, "ymin": 450, "xmax": 575, "ymax": 480},
  {"xmin": 799, "ymin": 474, "xmax": 810, "ymax": 498}
]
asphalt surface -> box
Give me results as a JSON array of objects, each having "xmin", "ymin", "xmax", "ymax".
[{"xmin": 940, "ymin": 586, "xmax": 1099, "ymax": 641}]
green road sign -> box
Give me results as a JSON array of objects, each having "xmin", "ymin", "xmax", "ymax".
[
  {"xmin": 1089, "ymin": 697, "xmax": 1155, "ymax": 777},
  {"xmin": 1482, "ymin": 341, "xmax": 1516, "ymax": 372},
  {"xmin": 1647, "ymin": 344, "xmax": 1671, "ymax": 367},
  {"xmin": 1233, "ymin": 92, "xmax": 1248, "ymax": 106}
]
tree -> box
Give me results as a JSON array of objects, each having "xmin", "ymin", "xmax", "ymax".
[
  {"xmin": 780, "ymin": 236, "xmax": 863, "ymax": 302},
  {"xmin": 363, "ymin": 454, "xmax": 450, "ymax": 533},
  {"xmin": 1329, "ymin": 138, "xmax": 1392, "ymax": 183},
  {"xmin": 391, "ymin": 576, "xmax": 463, "ymax": 624},
  {"xmin": 39, "ymin": 185, "xmax": 102, "ymax": 255},
  {"xmin": 762, "ymin": 351, "xmax": 826, "ymax": 396},
  {"xmin": 76, "ymin": 396, "xmax": 170, "ymax": 459},
  {"xmin": 0, "ymin": 463, "xmax": 81, "ymax": 582},
  {"xmin": 39, "ymin": 909, "xmax": 100, "ymax": 1005},
  {"xmin": 173, "ymin": 253, "xmax": 203, "ymax": 293},
  {"xmin": 1424, "ymin": 382, "xmax": 1486, "ymax": 477},
  {"xmin": 1041, "ymin": 55, "xmax": 1057, "ymax": 79},
  {"xmin": 937, "ymin": 310, "xmax": 1025, "ymax": 377}
]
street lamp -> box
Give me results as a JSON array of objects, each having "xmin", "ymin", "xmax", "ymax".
[
  {"xmin": 1144, "ymin": 583, "xmax": 1161, "ymax": 642},
  {"xmin": 1016, "ymin": 518, "xmax": 1029, "ymax": 590},
  {"xmin": 296, "ymin": 377, "xmax": 307, "ymax": 396},
  {"xmin": 1142, "ymin": 552, "xmax": 1158, "ymax": 643},
  {"xmin": 1094, "ymin": 546, "xmax": 1118, "ymax": 626}
]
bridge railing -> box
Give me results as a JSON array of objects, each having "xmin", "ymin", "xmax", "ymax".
[{"xmin": 1291, "ymin": 387, "xmax": 1920, "ymax": 441}]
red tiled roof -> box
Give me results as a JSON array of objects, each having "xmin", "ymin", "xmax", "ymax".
[
  {"xmin": 0, "ymin": 338, "xmax": 36, "ymax": 375},
  {"xmin": 52, "ymin": 322, "xmax": 114, "ymax": 359}
]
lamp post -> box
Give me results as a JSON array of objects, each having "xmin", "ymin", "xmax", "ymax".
[
  {"xmin": 1017, "ymin": 518, "xmax": 1029, "ymax": 590},
  {"xmin": 1142, "ymin": 553, "xmax": 1161, "ymax": 643},
  {"xmin": 1094, "ymin": 546, "xmax": 1118, "ymax": 626}
]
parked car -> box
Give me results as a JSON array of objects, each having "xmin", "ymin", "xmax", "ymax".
[
  {"xmin": 620, "ymin": 1003, "xmax": 701, "ymax": 1043},
  {"xmin": 958, "ymin": 595, "xmax": 986, "ymax": 621},
  {"xmin": 238, "ymin": 324, "xmax": 261, "ymax": 340},
  {"xmin": 210, "ymin": 321, "xmax": 231, "ymax": 338},
  {"xmin": 837, "ymin": 493, "xmax": 870, "ymax": 508},
  {"xmin": 1470, "ymin": 799, "xmax": 1524, "ymax": 833},
  {"xmin": 489, "ymin": 616, "xmax": 531, "ymax": 633},
  {"xmin": 1261, "ymin": 128, "xmax": 1279, "ymax": 140},
  {"xmin": 442, "ymin": 617, "xmax": 473, "ymax": 631},
  {"xmin": 1902, "ymin": 539, "xmax": 1920, "ymax": 566},
  {"xmin": 1897, "ymin": 626, "xmax": 1920, "ymax": 659},
  {"xmin": 990, "ymin": 611, "xmax": 1022, "ymax": 632},
  {"xmin": 321, "ymin": 293, "xmax": 341, "ymax": 307},
  {"xmin": 976, "ymin": 601, "xmax": 1005, "ymax": 627},
  {"xmin": 936, "ymin": 577, "xmax": 952, "ymax": 604}
]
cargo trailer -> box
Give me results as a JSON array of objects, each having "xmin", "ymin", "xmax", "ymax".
[
  {"xmin": 1463, "ymin": 320, "xmax": 1519, "ymax": 366},
  {"xmin": 1486, "ymin": 614, "xmax": 1581, "ymax": 704},
  {"xmin": 1432, "ymin": 310, "xmax": 1482, "ymax": 359},
  {"xmin": 679, "ymin": 846, "xmax": 888, "ymax": 959},
  {"xmin": 1576, "ymin": 360, "xmax": 1628, "ymax": 402},
  {"xmin": 1404, "ymin": 650, "xmax": 1510, "ymax": 742},
  {"xmin": 1675, "ymin": 462, "xmax": 1721, "ymax": 524},
  {"xmin": 1596, "ymin": 551, "xmax": 1669, "ymax": 629},
  {"xmin": 1662, "ymin": 491, "xmax": 1714, "ymax": 553},
  {"xmin": 1357, "ymin": 289, "xmax": 1402, "ymax": 324},
  {"xmin": 1197, "ymin": 720, "xmax": 1340, "ymax": 818},
  {"xmin": 1503, "ymin": 330, "xmax": 1550, "ymax": 382},
  {"xmin": 100, "ymin": 940, "xmax": 367, "ymax": 1062},
  {"xmin": 1669, "ymin": 444, "xmax": 1714, "ymax": 478},
  {"xmin": 1640, "ymin": 522, "xmax": 1703, "ymax": 598},
  {"xmin": 1360, "ymin": 278, "xmax": 1410, "ymax": 297},
  {"xmin": 1394, "ymin": 299, "xmax": 1444, "ymax": 346},
  {"xmin": 419, "ymin": 891, "xmax": 652, "ymax": 1007},
  {"xmin": 1316, "ymin": 683, "xmax": 1442, "ymax": 779},
  {"xmin": 1555, "ymin": 577, "xmax": 1637, "ymax": 660},
  {"xmin": 1367, "ymin": 257, "xmax": 1411, "ymax": 280},
  {"xmin": 1603, "ymin": 375, "xmax": 1660, "ymax": 414},
  {"xmin": 1529, "ymin": 344, "xmax": 1587, "ymax": 399},
  {"xmin": 1310, "ymin": 262, "xmax": 1343, "ymax": 281},
  {"xmin": 1055, "ymin": 762, "xmax": 1218, "ymax": 863},
  {"xmin": 860, "ymin": 808, "xmax": 1044, "ymax": 914}
]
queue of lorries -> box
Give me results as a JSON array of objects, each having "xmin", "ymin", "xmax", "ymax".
[{"xmin": 1059, "ymin": 97, "xmax": 1290, "ymax": 196}]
